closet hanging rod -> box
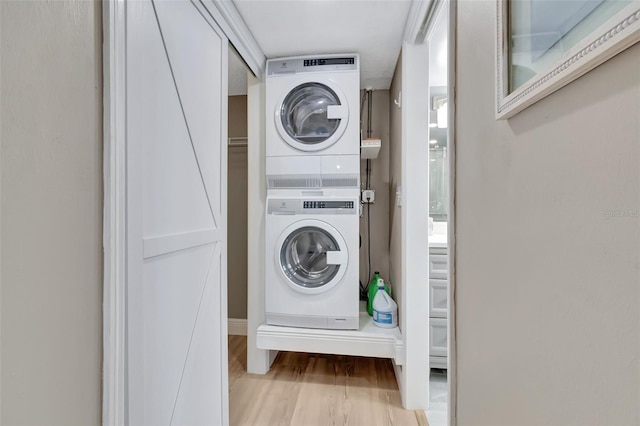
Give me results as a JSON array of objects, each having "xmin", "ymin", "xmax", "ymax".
[{"xmin": 228, "ymin": 137, "xmax": 247, "ymax": 148}]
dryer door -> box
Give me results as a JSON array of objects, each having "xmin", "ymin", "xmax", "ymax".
[
  {"xmin": 276, "ymin": 81, "xmax": 349, "ymax": 152},
  {"xmin": 276, "ymin": 220, "xmax": 348, "ymax": 294}
]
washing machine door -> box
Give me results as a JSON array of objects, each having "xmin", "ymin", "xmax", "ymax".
[
  {"xmin": 275, "ymin": 81, "xmax": 349, "ymax": 152},
  {"xmin": 276, "ymin": 220, "xmax": 348, "ymax": 294}
]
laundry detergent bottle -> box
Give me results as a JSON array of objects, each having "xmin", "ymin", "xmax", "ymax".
[
  {"xmin": 372, "ymin": 283, "xmax": 398, "ymax": 328},
  {"xmin": 367, "ymin": 272, "xmax": 390, "ymax": 316}
]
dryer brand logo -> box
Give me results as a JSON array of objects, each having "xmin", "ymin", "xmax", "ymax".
[{"xmin": 280, "ymin": 62, "xmax": 287, "ymax": 68}]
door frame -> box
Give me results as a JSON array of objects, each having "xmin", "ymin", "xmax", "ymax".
[
  {"xmin": 101, "ymin": 1, "xmax": 265, "ymax": 423},
  {"xmin": 406, "ymin": 0, "xmax": 457, "ymax": 423},
  {"xmin": 446, "ymin": 3, "xmax": 457, "ymax": 424}
]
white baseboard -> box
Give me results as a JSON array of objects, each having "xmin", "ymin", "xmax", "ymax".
[{"xmin": 228, "ymin": 318, "xmax": 247, "ymax": 336}]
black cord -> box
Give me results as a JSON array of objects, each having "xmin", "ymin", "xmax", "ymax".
[
  {"xmin": 367, "ymin": 202, "xmax": 371, "ymax": 285},
  {"xmin": 366, "ymin": 159, "xmax": 372, "ymax": 283},
  {"xmin": 359, "ymin": 90, "xmax": 368, "ymax": 122},
  {"xmin": 365, "ymin": 159, "xmax": 370, "ymax": 189}
]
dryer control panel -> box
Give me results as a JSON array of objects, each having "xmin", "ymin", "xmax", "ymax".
[
  {"xmin": 268, "ymin": 198, "xmax": 357, "ymax": 215},
  {"xmin": 267, "ymin": 54, "xmax": 359, "ymax": 75},
  {"xmin": 303, "ymin": 58, "xmax": 355, "ymax": 67}
]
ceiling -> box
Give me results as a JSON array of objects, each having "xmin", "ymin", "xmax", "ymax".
[{"xmin": 228, "ymin": 0, "xmax": 413, "ymax": 95}]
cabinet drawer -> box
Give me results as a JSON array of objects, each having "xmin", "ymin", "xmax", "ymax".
[
  {"xmin": 430, "ymin": 356, "xmax": 447, "ymax": 369},
  {"xmin": 429, "ymin": 254, "xmax": 448, "ymax": 279},
  {"xmin": 429, "ymin": 318, "xmax": 447, "ymax": 357},
  {"xmin": 429, "ymin": 279, "xmax": 448, "ymax": 318}
]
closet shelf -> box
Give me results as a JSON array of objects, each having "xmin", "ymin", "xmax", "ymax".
[{"xmin": 256, "ymin": 303, "xmax": 404, "ymax": 365}]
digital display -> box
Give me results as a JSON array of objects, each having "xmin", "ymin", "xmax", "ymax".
[
  {"xmin": 303, "ymin": 201, "xmax": 354, "ymax": 209},
  {"xmin": 303, "ymin": 58, "xmax": 355, "ymax": 67}
]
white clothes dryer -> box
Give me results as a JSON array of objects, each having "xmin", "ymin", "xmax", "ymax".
[
  {"xmin": 266, "ymin": 54, "xmax": 360, "ymax": 157},
  {"xmin": 265, "ymin": 54, "xmax": 360, "ymax": 190},
  {"xmin": 265, "ymin": 192, "xmax": 359, "ymax": 329}
]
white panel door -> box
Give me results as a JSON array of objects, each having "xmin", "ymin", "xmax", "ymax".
[{"xmin": 126, "ymin": 0, "xmax": 228, "ymax": 424}]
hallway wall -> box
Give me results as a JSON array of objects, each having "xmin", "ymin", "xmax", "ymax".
[
  {"xmin": 0, "ymin": 1, "xmax": 103, "ymax": 423},
  {"xmin": 455, "ymin": 2, "xmax": 640, "ymax": 424}
]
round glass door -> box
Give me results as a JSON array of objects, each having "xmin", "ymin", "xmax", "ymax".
[
  {"xmin": 280, "ymin": 83, "xmax": 343, "ymax": 146},
  {"xmin": 280, "ymin": 226, "xmax": 341, "ymax": 289}
]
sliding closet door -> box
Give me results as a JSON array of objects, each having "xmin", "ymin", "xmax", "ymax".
[{"xmin": 125, "ymin": 0, "xmax": 228, "ymax": 424}]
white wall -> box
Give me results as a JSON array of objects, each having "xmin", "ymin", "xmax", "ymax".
[
  {"xmin": 456, "ymin": 1, "xmax": 640, "ymax": 424},
  {"xmin": 0, "ymin": 1, "xmax": 103, "ymax": 424}
]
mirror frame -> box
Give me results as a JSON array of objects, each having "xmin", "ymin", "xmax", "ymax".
[{"xmin": 496, "ymin": 0, "xmax": 640, "ymax": 120}]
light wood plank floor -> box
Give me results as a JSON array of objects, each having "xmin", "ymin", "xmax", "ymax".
[{"xmin": 229, "ymin": 335, "xmax": 428, "ymax": 426}]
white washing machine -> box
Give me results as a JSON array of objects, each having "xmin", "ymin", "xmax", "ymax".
[
  {"xmin": 265, "ymin": 192, "xmax": 359, "ymax": 329},
  {"xmin": 265, "ymin": 54, "xmax": 360, "ymax": 190}
]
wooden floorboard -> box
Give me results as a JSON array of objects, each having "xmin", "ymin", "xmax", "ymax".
[{"xmin": 228, "ymin": 335, "xmax": 428, "ymax": 426}]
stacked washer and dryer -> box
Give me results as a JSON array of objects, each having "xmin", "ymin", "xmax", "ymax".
[{"xmin": 265, "ymin": 54, "xmax": 361, "ymax": 330}]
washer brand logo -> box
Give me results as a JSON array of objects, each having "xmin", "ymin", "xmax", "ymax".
[{"xmin": 280, "ymin": 62, "xmax": 287, "ymax": 68}]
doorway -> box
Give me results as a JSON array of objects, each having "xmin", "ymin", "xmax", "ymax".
[
  {"xmin": 425, "ymin": 1, "xmax": 451, "ymax": 425},
  {"xmin": 227, "ymin": 45, "xmax": 250, "ymax": 336}
]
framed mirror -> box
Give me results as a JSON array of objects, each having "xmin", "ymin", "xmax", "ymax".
[{"xmin": 496, "ymin": 0, "xmax": 640, "ymax": 119}]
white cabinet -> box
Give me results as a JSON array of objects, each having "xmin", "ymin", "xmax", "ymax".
[
  {"xmin": 429, "ymin": 246, "xmax": 448, "ymax": 369},
  {"xmin": 429, "ymin": 279, "xmax": 448, "ymax": 318},
  {"xmin": 428, "ymin": 254, "xmax": 448, "ymax": 279},
  {"xmin": 429, "ymin": 318, "xmax": 447, "ymax": 357}
]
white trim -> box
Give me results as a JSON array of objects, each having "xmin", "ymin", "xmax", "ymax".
[
  {"xmin": 199, "ymin": 0, "xmax": 265, "ymax": 78},
  {"xmin": 403, "ymin": 0, "xmax": 435, "ymax": 43},
  {"xmin": 0, "ymin": 1, "xmax": 3, "ymax": 418},
  {"xmin": 423, "ymin": 0, "xmax": 445, "ymax": 42},
  {"xmin": 102, "ymin": 0, "xmax": 127, "ymax": 424},
  {"xmin": 496, "ymin": 1, "xmax": 640, "ymax": 119},
  {"xmin": 228, "ymin": 318, "xmax": 248, "ymax": 336},
  {"xmin": 246, "ymin": 74, "xmax": 274, "ymax": 375},
  {"xmin": 219, "ymin": 32, "xmax": 231, "ymax": 426},
  {"xmin": 399, "ymin": 40, "xmax": 431, "ymax": 410},
  {"xmin": 448, "ymin": 0, "xmax": 457, "ymax": 423}
]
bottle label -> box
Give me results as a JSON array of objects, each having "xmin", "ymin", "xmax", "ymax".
[{"xmin": 373, "ymin": 310, "xmax": 393, "ymax": 324}]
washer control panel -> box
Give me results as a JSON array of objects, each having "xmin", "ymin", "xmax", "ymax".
[
  {"xmin": 268, "ymin": 198, "xmax": 356, "ymax": 215},
  {"xmin": 303, "ymin": 201, "xmax": 354, "ymax": 209}
]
